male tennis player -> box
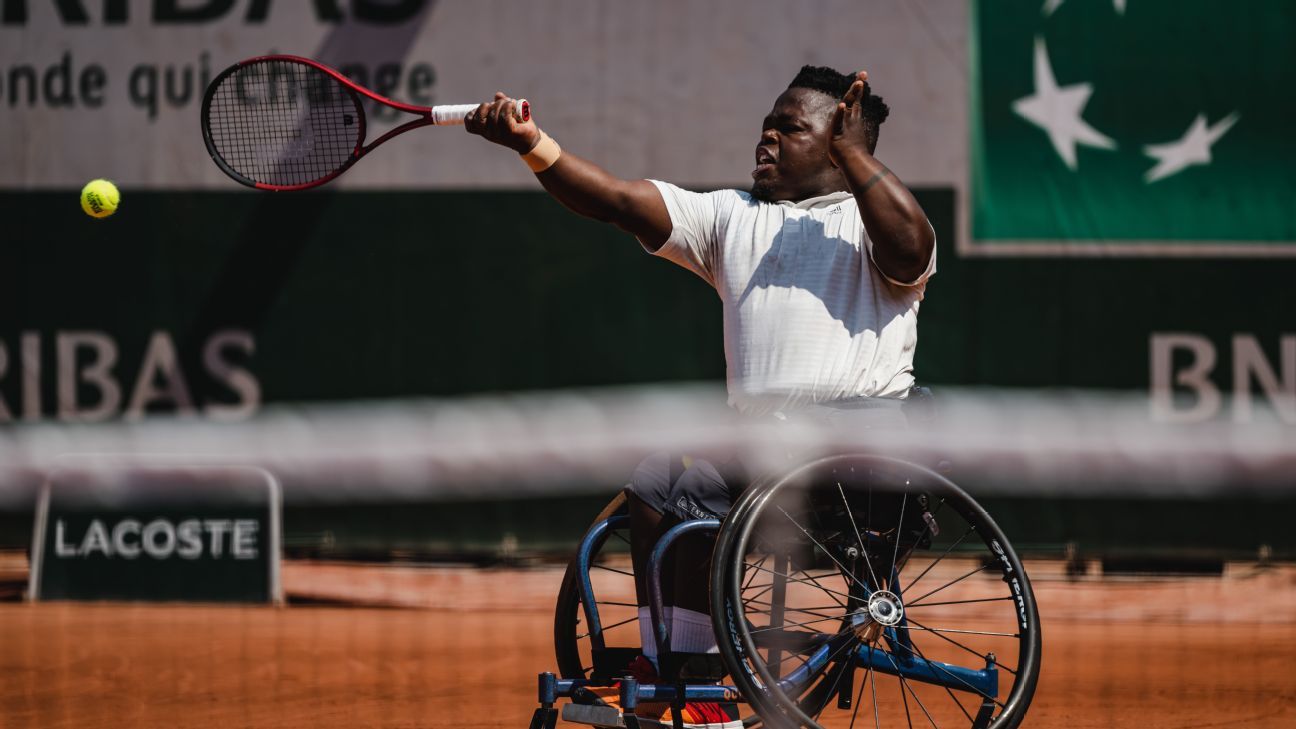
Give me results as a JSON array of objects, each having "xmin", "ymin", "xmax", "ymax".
[{"xmin": 468, "ymin": 65, "xmax": 935, "ymax": 729}]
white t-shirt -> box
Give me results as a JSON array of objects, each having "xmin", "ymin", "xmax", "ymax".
[{"xmin": 645, "ymin": 181, "xmax": 936, "ymax": 415}]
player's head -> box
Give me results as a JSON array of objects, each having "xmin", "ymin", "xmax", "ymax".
[
  {"xmin": 789, "ymin": 65, "xmax": 890, "ymax": 153},
  {"xmin": 751, "ymin": 65, "xmax": 891, "ymax": 203}
]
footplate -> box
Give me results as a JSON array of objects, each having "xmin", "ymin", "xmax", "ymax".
[{"xmin": 561, "ymin": 703, "xmax": 625, "ymax": 728}]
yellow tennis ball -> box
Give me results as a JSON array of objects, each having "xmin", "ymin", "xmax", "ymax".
[{"xmin": 80, "ymin": 179, "xmax": 120, "ymax": 219}]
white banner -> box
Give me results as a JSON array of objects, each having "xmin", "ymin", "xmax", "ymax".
[{"xmin": 0, "ymin": 0, "xmax": 966, "ymax": 190}]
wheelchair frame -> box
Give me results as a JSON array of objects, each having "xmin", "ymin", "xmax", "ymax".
[{"xmin": 530, "ymin": 454, "xmax": 1036, "ymax": 729}]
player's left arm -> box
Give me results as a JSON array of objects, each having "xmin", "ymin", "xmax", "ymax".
[{"xmin": 829, "ymin": 71, "xmax": 935, "ymax": 285}]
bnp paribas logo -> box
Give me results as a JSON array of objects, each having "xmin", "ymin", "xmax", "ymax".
[{"xmin": 969, "ymin": 0, "xmax": 1295, "ymax": 257}]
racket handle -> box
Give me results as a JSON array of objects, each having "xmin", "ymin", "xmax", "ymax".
[{"xmin": 431, "ymin": 99, "xmax": 530, "ymax": 125}]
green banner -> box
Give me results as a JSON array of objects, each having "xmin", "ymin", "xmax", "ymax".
[
  {"xmin": 32, "ymin": 466, "xmax": 281, "ymax": 603},
  {"xmin": 3, "ymin": 189, "xmax": 1291, "ymax": 426},
  {"xmin": 971, "ymin": 0, "xmax": 1296, "ymax": 255}
]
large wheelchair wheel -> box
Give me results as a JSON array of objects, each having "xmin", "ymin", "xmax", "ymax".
[
  {"xmin": 554, "ymin": 492, "xmax": 638, "ymax": 681},
  {"xmin": 711, "ymin": 455, "xmax": 1041, "ymax": 729}
]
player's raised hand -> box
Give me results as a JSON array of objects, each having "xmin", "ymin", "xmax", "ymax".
[
  {"xmin": 829, "ymin": 71, "xmax": 870, "ymax": 164},
  {"xmin": 465, "ymin": 92, "xmax": 541, "ymax": 153}
]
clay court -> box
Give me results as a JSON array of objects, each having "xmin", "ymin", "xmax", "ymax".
[
  {"xmin": 3, "ymin": 559, "xmax": 1294, "ymax": 728},
  {"xmin": 3, "ymin": 2, "xmax": 1294, "ymax": 728}
]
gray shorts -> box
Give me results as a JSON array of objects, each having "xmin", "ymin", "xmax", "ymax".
[
  {"xmin": 625, "ymin": 452, "xmax": 746, "ymax": 521},
  {"xmin": 625, "ymin": 397, "xmax": 913, "ymax": 522}
]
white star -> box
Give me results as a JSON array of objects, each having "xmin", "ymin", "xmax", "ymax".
[
  {"xmin": 1142, "ymin": 112, "xmax": 1240, "ymax": 183},
  {"xmin": 1011, "ymin": 36, "xmax": 1117, "ymax": 170},
  {"xmin": 1043, "ymin": 0, "xmax": 1126, "ymax": 16}
]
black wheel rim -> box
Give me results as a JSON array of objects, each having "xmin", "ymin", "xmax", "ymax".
[{"xmin": 713, "ymin": 455, "xmax": 1041, "ymax": 729}]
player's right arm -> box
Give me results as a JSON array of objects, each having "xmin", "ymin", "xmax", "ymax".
[{"xmin": 465, "ymin": 93, "xmax": 672, "ymax": 252}]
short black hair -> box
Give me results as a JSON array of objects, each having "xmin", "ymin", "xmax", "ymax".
[{"xmin": 788, "ymin": 64, "xmax": 890, "ymax": 152}]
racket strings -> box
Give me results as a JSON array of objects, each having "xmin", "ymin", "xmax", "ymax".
[{"xmin": 206, "ymin": 60, "xmax": 362, "ymax": 187}]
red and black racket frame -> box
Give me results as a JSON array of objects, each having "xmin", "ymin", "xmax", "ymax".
[{"xmin": 201, "ymin": 54, "xmax": 527, "ymax": 192}]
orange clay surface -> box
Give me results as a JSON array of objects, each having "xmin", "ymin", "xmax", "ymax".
[{"xmin": 1, "ymin": 558, "xmax": 1294, "ymax": 728}]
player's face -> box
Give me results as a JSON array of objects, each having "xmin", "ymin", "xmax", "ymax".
[{"xmin": 751, "ymin": 88, "xmax": 843, "ymax": 202}]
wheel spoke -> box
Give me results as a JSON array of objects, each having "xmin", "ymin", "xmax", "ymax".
[
  {"xmin": 891, "ymin": 495, "xmax": 944, "ymax": 579},
  {"xmin": 940, "ymin": 683, "xmax": 974, "ymax": 724},
  {"xmin": 742, "ymin": 561, "xmax": 854, "ymax": 603},
  {"xmin": 838, "ymin": 481, "xmax": 883, "ymax": 590},
  {"xmin": 757, "ymin": 624, "xmax": 856, "ymax": 658},
  {"xmin": 743, "ymin": 580, "xmax": 776, "ymax": 603},
  {"xmin": 798, "ymin": 570, "xmax": 845, "ymax": 580},
  {"xmin": 748, "ymin": 627, "xmax": 860, "ymax": 717},
  {"xmin": 776, "ymin": 506, "xmax": 869, "ymax": 595},
  {"xmin": 745, "ymin": 598, "xmax": 844, "ymax": 614},
  {"xmin": 867, "ymin": 645, "xmax": 881, "ymax": 729},
  {"xmin": 892, "ymin": 546, "xmax": 922, "ymax": 583},
  {"xmin": 888, "ymin": 493, "xmax": 909, "ymax": 591},
  {"xmin": 592, "ymin": 564, "xmax": 634, "ymax": 578},
  {"xmin": 790, "ymin": 565, "xmax": 850, "ymax": 609},
  {"xmin": 743, "ymin": 600, "xmax": 842, "ymax": 622},
  {"xmin": 883, "ymin": 651, "xmax": 939, "ymax": 728},
  {"xmin": 774, "ymin": 646, "xmax": 812, "ymax": 669},
  {"xmin": 577, "ymin": 615, "xmax": 638, "ymax": 639},
  {"xmin": 905, "ymin": 596, "xmax": 1014, "ymax": 609},
  {"xmin": 906, "ymin": 625, "xmax": 1019, "ymax": 638},
  {"xmin": 912, "ymin": 630, "xmax": 1000, "ymax": 721},
  {"xmin": 749, "ymin": 614, "xmax": 847, "ymax": 634},
  {"xmin": 904, "ymin": 615, "xmax": 1018, "ymax": 676},
  {"xmin": 911, "ymin": 632, "xmax": 977, "ymax": 726},
  {"xmin": 905, "ymin": 563, "xmax": 993, "ymax": 607},
  {"xmin": 896, "ymin": 658, "xmax": 915, "ymax": 729},
  {"xmin": 768, "ymin": 627, "xmax": 859, "ymax": 681},
  {"xmin": 896, "ymin": 633, "xmax": 1006, "ymax": 708},
  {"xmin": 743, "ymin": 553, "xmax": 771, "ymax": 592},
  {"xmin": 903, "ymin": 525, "xmax": 975, "ymax": 595}
]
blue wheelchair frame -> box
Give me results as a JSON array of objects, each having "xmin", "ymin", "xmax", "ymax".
[{"xmin": 530, "ymin": 510, "xmax": 999, "ymax": 729}]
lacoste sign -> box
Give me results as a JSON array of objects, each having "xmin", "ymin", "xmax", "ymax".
[
  {"xmin": 53, "ymin": 517, "xmax": 261, "ymax": 560},
  {"xmin": 29, "ymin": 464, "xmax": 282, "ymax": 603}
]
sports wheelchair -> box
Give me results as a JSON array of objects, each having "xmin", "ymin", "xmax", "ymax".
[{"xmin": 530, "ymin": 453, "xmax": 1042, "ymax": 729}]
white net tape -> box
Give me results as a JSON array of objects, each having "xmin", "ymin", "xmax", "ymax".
[{"xmin": 0, "ymin": 384, "xmax": 1292, "ymax": 506}]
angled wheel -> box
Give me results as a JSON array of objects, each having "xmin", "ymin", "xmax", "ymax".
[
  {"xmin": 550, "ymin": 490, "xmax": 831, "ymax": 729},
  {"xmin": 554, "ymin": 492, "xmax": 640, "ymax": 681},
  {"xmin": 711, "ymin": 455, "xmax": 1041, "ymax": 729}
]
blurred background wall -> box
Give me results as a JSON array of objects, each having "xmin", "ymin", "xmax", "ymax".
[{"xmin": 2, "ymin": 0, "xmax": 1292, "ymax": 563}]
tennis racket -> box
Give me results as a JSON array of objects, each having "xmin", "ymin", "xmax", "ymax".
[{"xmin": 200, "ymin": 54, "xmax": 529, "ymax": 191}]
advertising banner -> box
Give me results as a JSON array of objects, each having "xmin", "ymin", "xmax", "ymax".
[
  {"xmin": 970, "ymin": 0, "xmax": 1296, "ymax": 256},
  {"xmin": 29, "ymin": 463, "xmax": 282, "ymax": 603},
  {"xmin": 0, "ymin": 1, "xmax": 1290, "ymax": 428},
  {"xmin": 0, "ymin": 0, "xmax": 965, "ymax": 190}
]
